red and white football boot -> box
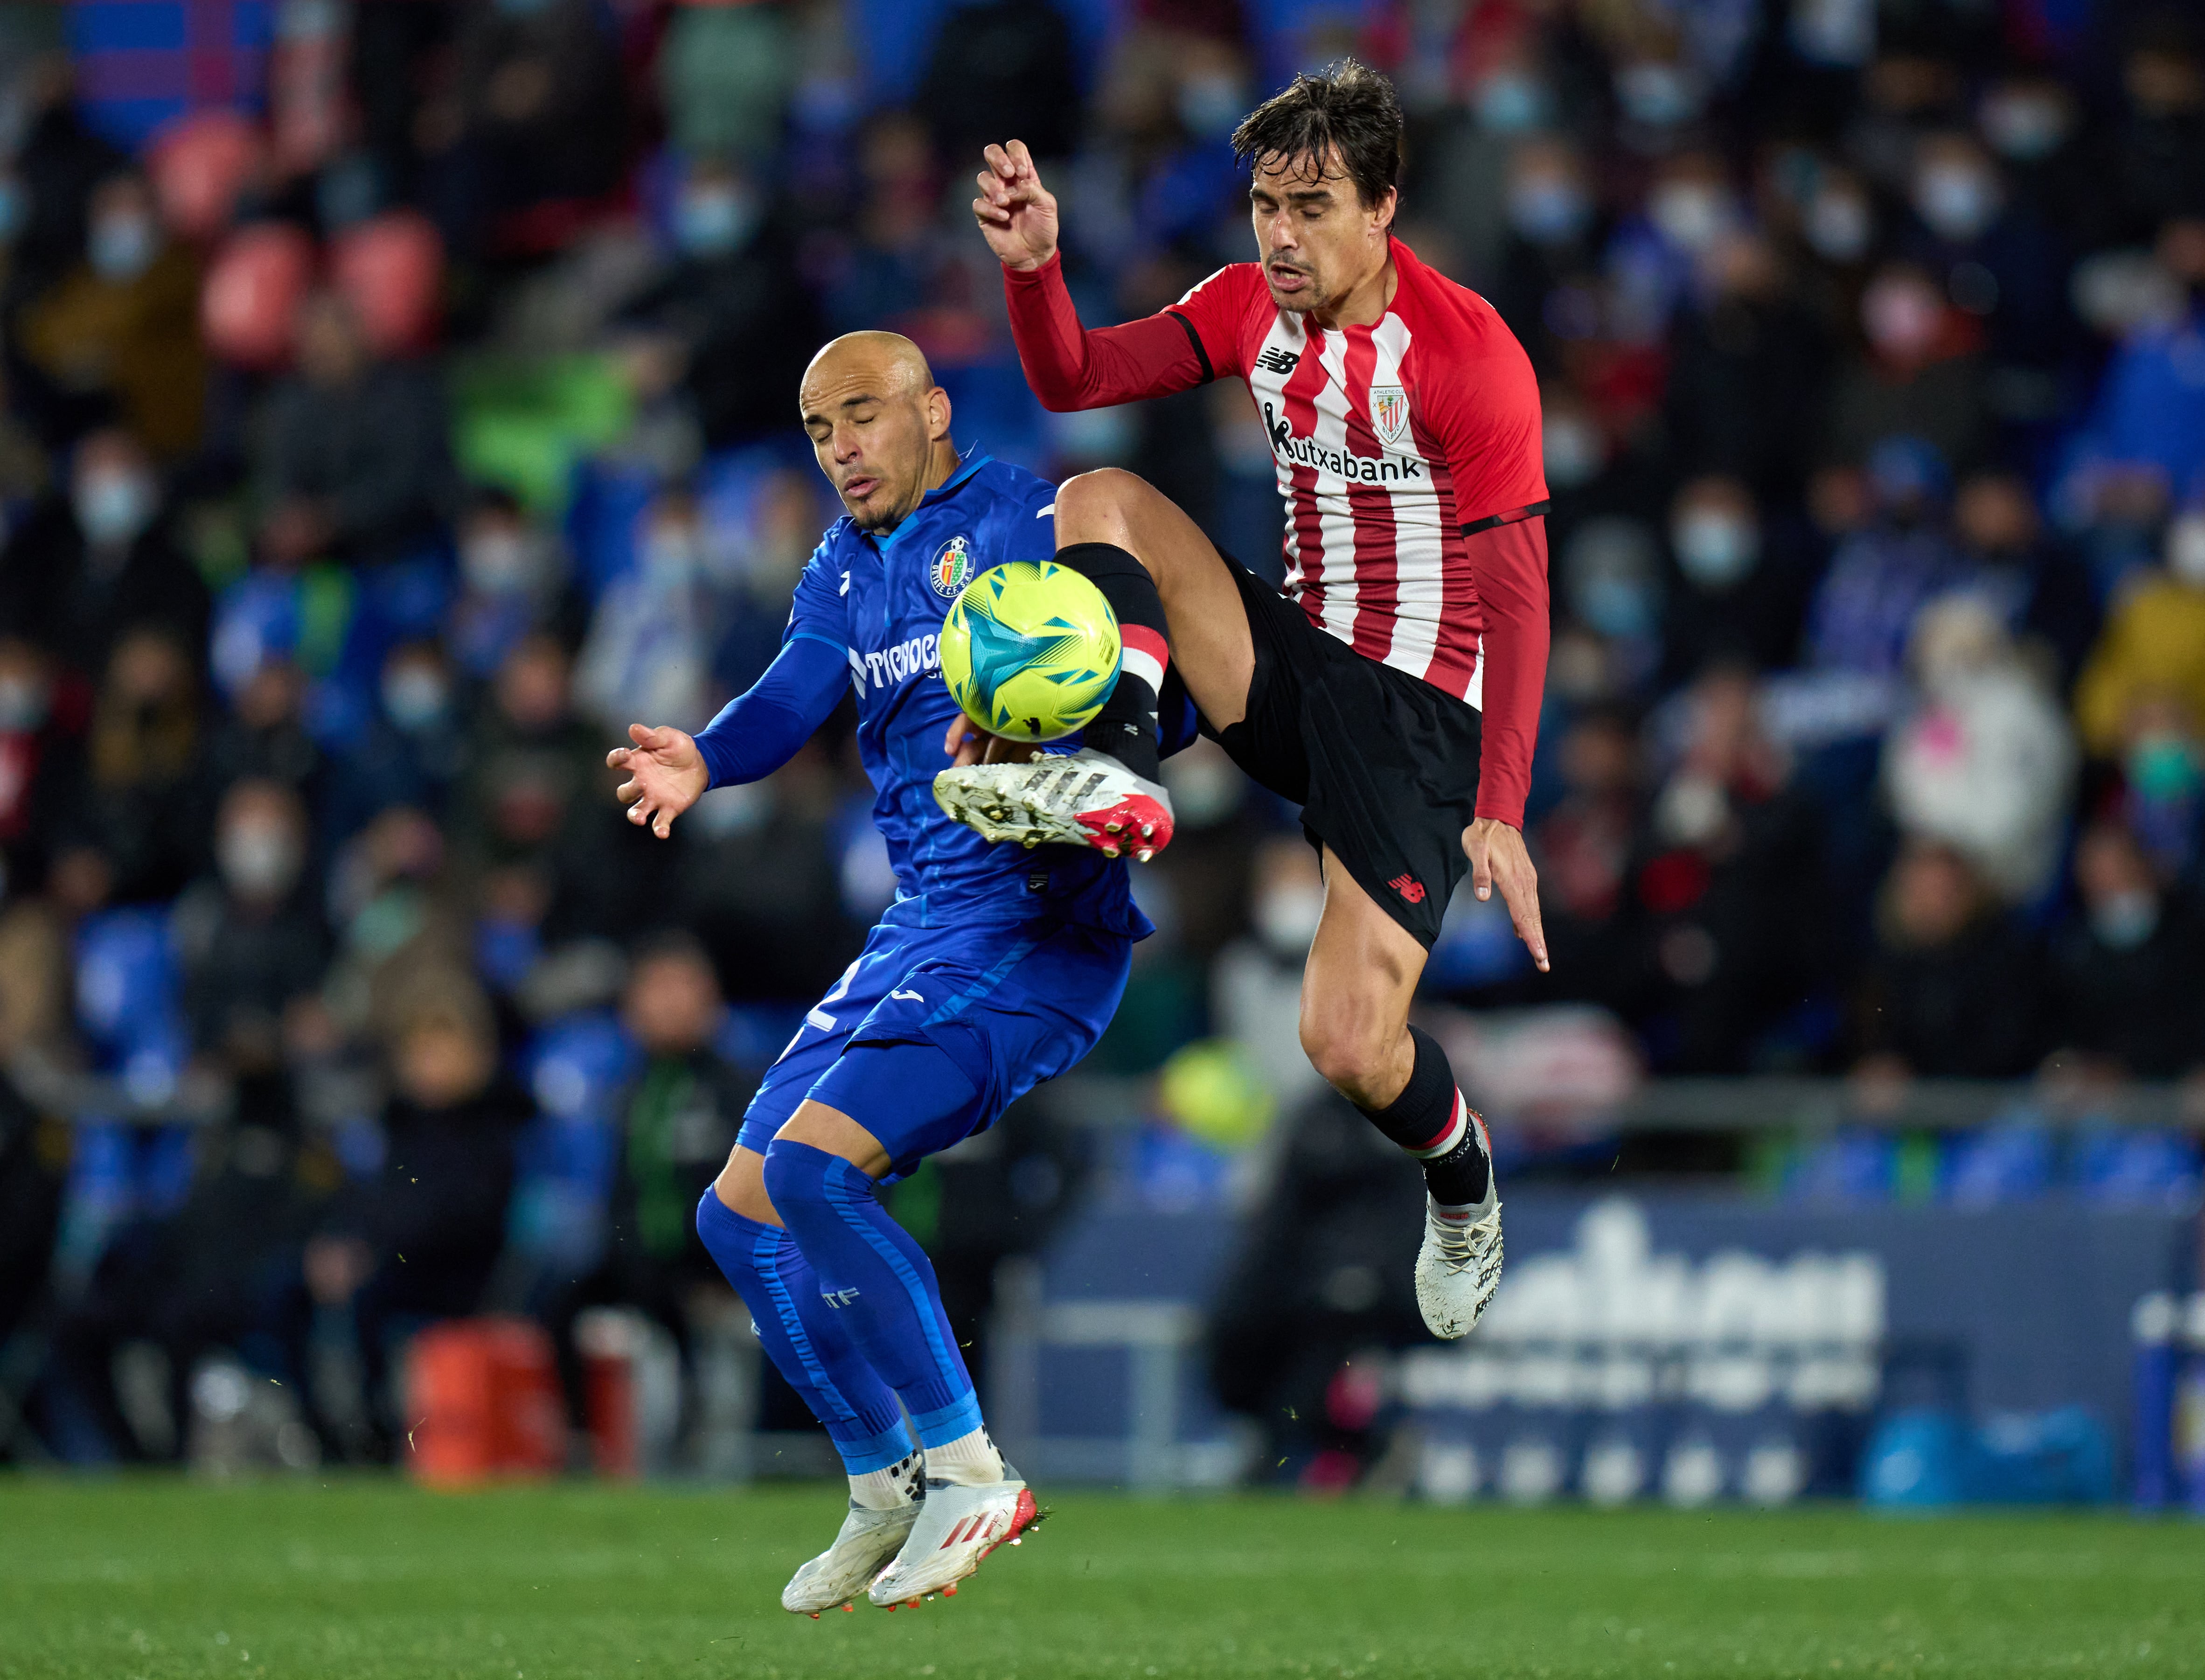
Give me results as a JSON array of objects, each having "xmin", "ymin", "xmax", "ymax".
[
  {"xmin": 933, "ymin": 747, "xmax": 1175, "ymax": 861},
  {"xmin": 866, "ymin": 1473, "xmax": 1043, "ymax": 1608}
]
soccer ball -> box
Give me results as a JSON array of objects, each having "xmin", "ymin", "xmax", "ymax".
[{"xmin": 939, "ymin": 560, "xmax": 1121, "ymax": 742}]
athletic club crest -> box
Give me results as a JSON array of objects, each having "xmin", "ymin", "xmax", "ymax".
[
  {"xmin": 929, "ymin": 534, "xmax": 976, "ymax": 598},
  {"xmin": 1370, "ymin": 384, "xmax": 1410, "ymax": 448}
]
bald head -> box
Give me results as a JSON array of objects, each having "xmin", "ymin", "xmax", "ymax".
[
  {"xmin": 799, "ymin": 331, "xmax": 960, "ymax": 532},
  {"xmin": 803, "ymin": 330, "xmax": 936, "ymax": 401}
]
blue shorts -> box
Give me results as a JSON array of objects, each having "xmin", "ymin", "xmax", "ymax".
[{"xmin": 737, "ymin": 915, "xmax": 1132, "ymax": 1179}]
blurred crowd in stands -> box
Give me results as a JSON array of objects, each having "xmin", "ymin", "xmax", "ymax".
[{"xmin": 1, "ymin": 0, "xmax": 2205, "ymax": 1470}]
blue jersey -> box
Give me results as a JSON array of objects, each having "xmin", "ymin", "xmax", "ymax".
[{"xmin": 697, "ymin": 452, "xmax": 1150, "ymax": 941}]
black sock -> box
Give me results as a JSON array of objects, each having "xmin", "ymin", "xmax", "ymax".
[
  {"xmin": 1357, "ymin": 1025, "xmax": 1492, "ymax": 1208},
  {"xmin": 1057, "ymin": 541, "xmax": 1167, "ymax": 781}
]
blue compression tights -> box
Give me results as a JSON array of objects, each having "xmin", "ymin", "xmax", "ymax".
[
  {"xmin": 694, "ymin": 1189, "xmax": 913, "ymax": 1472},
  {"xmin": 761, "ymin": 1140, "xmax": 983, "ymax": 1448}
]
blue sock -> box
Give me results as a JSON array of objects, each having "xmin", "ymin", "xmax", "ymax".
[
  {"xmin": 762, "ymin": 1140, "xmax": 982, "ymax": 1449},
  {"xmin": 693, "ymin": 1188, "xmax": 913, "ymax": 1473}
]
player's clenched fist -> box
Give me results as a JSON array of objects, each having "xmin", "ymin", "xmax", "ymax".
[
  {"xmin": 609, "ymin": 722, "xmax": 709, "ymax": 839},
  {"xmin": 973, "ymin": 139, "xmax": 1058, "ymax": 272}
]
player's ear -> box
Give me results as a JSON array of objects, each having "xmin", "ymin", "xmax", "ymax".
[
  {"xmin": 1371, "ymin": 185, "xmax": 1398, "ymax": 236},
  {"xmin": 926, "ymin": 385, "xmax": 953, "ymax": 442}
]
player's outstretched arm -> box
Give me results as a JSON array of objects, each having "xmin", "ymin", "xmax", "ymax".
[
  {"xmin": 610, "ymin": 723, "xmax": 709, "ymax": 840},
  {"xmin": 1463, "ymin": 817, "xmax": 1550, "ymax": 974},
  {"xmin": 973, "ymin": 139, "xmax": 1058, "ymax": 271}
]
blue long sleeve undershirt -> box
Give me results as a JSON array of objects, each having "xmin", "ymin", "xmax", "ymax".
[{"xmin": 692, "ymin": 633, "xmax": 849, "ymax": 789}]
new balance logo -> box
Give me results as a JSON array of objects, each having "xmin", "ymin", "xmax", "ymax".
[
  {"xmin": 1388, "ymin": 872, "xmax": 1427, "ymax": 905},
  {"xmin": 1254, "ymin": 346, "xmax": 1301, "ymax": 376},
  {"xmin": 821, "ymin": 1287, "xmax": 861, "ymax": 1308}
]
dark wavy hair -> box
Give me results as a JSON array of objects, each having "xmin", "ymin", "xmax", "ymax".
[{"xmin": 1230, "ymin": 58, "xmax": 1404, "ymax": 209}]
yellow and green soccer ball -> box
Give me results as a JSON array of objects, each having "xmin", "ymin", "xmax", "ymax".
[{"xmin": 939, "ymin": 560, "xmax": 1122, "ymax": 742}]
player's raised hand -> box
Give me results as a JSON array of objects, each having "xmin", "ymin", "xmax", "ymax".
[
  {"xmin": 1463, "ymin": 817, "xmax": 1550, "ymax": 973},
  {"xmin": 973, "ymin": 139, "xmax": 1058, "ymax": 272},
  {"xmin": 609, "ymin": 723, "xmax": 709, "ymax": 839}
]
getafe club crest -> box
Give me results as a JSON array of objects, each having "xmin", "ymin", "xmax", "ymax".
[
  {"xmin": 1370, "ymin": 384, "xmax": 1410, "ymax": 448},
  {"xmin": 929, "ymin": 534, "xmax": 975, "ymax": 599}
]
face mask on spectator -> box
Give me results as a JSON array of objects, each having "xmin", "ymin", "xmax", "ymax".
[
  {"xmin": 1159, "ymin": 746, "xmax": 1241, "ymax": 828},
  {"xmin": 463, "ymin": 528, "xmax": 542, "ymax": 595},
  {"xmin": 1254, "ymin": 883, "xmax": 1323, "ymax": 958},
  {"xmin": 1803, "ymin": 188, "xmax": 1871, "ymax": 263},
  {"xmin": 1980, "ymin": 89, "xmax": 2071, "ymax": 161},
  {"xmin": 2127, "ymin": 734, "xmax": 2201, "ymax": 803},
  {"xmin": 219, "ymin": 822, "xmax": 303, "ymax": 899},
  {"xmin": 1474, "ymin": 70, "xmax": 1551, "ymax": 134},
  {"xmin": 1543, "ymin": 411, "xmax": 1605, "ymax": 488},
  {"xmin": 74, "ymin": 470, "xmax": 156, "ymax": 548},
  {"xmin": 643, "ymin": 523, "xmax": 701, "ymax": 585},
  {"xmin": 1672, "ymin": 510, "xmax": 1760, "ymax": 588},
  {"xmin": 383, "ymin": 664, "xmax": 451, "ymax": 732},
  {"xmin": 2167, "ymin": 514, "xmax": 2205, "ymax": 586},
  {"xmin": 2089, "ymin": 888, "xmax": 2159, "ymax": 950},
  {"xmin": 0, "ymin": 176, "xmax": 25, "ymax": 243},
  {"xmin": 1913, "ymin": 162, "xmax": 2001, "ymax": 243},
  {"xmin": 1653, "ymin": 772, "xmax": 1729, "ymax": 848},
  {"xmin": 1177, "ymin": 71, "xmax": 1247, "ymax": 139},
  {"xmin": 1614, "ymin": 62, "xmax": 1701, "ymax": 129},
  {"xmin": 1575, "ymin": 573, "xmax": 1658, "ymax": 641},
  {"xmin": 1508, "ymin": 175, "xmax": 1591, "ymax": 245},
  {"xmin": 0, "ymin": 671, "xmax": 48, "ymax": 731},
  {"xmin": 88, "ymin": 210, "xmax": 157, "ymax": 282},
  {"xmin": 1649, "ymin": 181, "xmax": 1731, "ymax": 253},
  {"xmin": 676, "ymin": 182, "xmax": 760, "ymax": 259}
]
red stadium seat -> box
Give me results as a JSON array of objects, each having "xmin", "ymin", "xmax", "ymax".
[
  {"xmin": 148, "ymin": 109, "xmax": 266, "ymax": 243},
  {"xmin": 403, "ymin": 1317, "xmax": 566, "ymax": 1487},
  {"xmin": 330, "ymin": 211, "xmax": 445, "ymax": 358},
  {"xmin": 201, "ymin": 221, "xmax": 317, "ymax": 370}
]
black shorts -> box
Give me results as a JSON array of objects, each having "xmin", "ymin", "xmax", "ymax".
[{"xmin": 1207, "ymin": 555, "xmax": 1482, "ymax": 949}]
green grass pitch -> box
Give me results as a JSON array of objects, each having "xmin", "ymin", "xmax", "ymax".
[{"xmin": 1, "ymin": 1480, "xmax": 2201, "ymax": 1679}]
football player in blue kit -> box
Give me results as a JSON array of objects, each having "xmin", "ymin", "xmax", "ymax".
[{"xmin": 609, "ymin": 331, "xmax": 1171, "ymax": 1613}]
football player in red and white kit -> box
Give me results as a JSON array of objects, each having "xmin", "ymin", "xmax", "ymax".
[{"xmin": 937, "ymin": 61, "xmax": 1546, "ymax": 1338}]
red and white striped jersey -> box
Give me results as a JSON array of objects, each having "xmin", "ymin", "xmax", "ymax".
[{"xmin": 1002, "ymin": 237, "xmax": 1551, "ymax": 826}]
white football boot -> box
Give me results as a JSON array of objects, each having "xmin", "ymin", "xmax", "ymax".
[
  {"xmin": 866, "ymin": 1472, "xmax": 1043, "ymax": 1608},
  {"xmin": 780, "ymin": 1501, "xmax": 921, "ymax": 1617},
  {"xmin": 933, "ymin": 748, "xmax": 1175, "ymax": 860},
  {"xmin": 1414, "ymin": 1181, "xmax": 1504, "ymax": 1341}
]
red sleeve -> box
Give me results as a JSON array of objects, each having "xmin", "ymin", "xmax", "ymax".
[
  {"xmin": 1465, "ymin": 516, "xmax": 1549, "ymax": 828},
  {"xmin": 1165, "ymin": 265, "xmax": 1256, "ymax": 380},
  {"xmin": 1413, "ymin": 279, "xmax": 1550, "ymax": 828},
  {"xmin": 1002, "ymin": 254, "xmax": 1212, "ymax": 412}
]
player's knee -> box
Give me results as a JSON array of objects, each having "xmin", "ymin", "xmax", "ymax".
[
  {"xmin": 710, "ymin": 1153, "xmax": 780, "ymax": 1228},
  {"xmin": 1300, "ymin": 1009, "xmax": 1392, "ymax": 1106},
  {"xmin": 1054, "ymin": 468, "xmax": 1152, "ymax": 553},
  {"xmin": 759, "ymin": 1140, "xmax": 834, "ymax": 1226}
]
